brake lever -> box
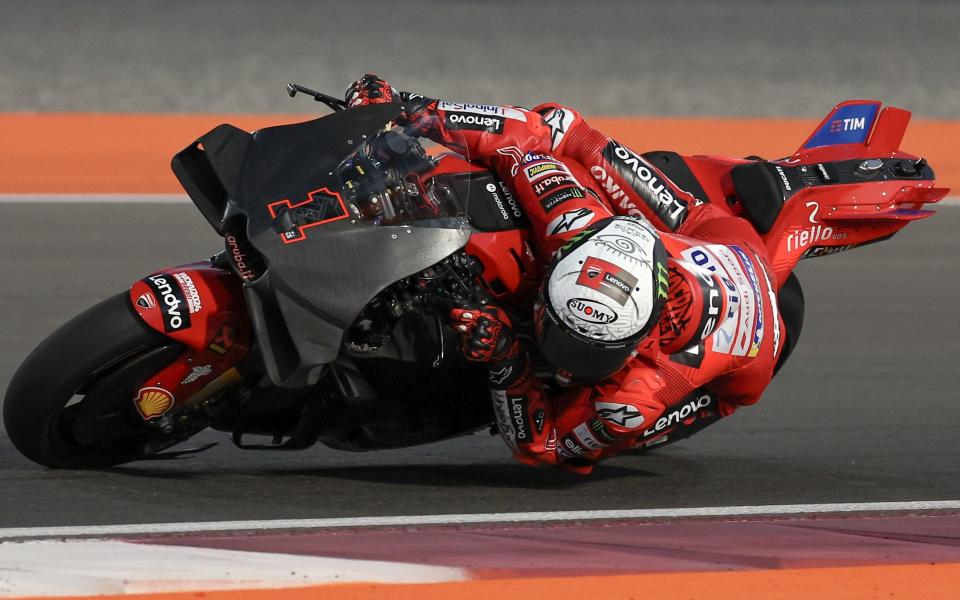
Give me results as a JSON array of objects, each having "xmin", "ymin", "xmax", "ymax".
[{"xmin": 286, "ymin": 82, "xmax": 348, "ymax": 112}]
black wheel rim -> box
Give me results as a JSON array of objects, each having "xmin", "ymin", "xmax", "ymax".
[{"xmin": 52, "ymin": 343, "xmax": 184, "ymax": 462}]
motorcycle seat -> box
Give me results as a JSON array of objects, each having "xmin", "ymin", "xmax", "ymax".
[
  {"xmin": 642, "ymin": 151, "xmax": 710, "ymax": 206},
  {"xmin": 730, "ymin": 161, "xmax": 784, "ymax": 234}
]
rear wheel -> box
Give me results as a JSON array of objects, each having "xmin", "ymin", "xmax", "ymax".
[{"xmin": 3, "ymin": 293, "xmax": 185, "ymax": 468}]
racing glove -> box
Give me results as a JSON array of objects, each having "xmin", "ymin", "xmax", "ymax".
[
  {"xmin": 345, "ymin": 74, "xmax": 438, "ymax": 131},
  {"xmin": 449, "ymin": 304, "xmax": 529, "ymax": 389},
  {"xmin": 345, "ymin": 74, "xmax": 399, "ymax": 107},
  {"xmin": 450, "ymin": 305, "xmax": 520, "ymax": 363}
]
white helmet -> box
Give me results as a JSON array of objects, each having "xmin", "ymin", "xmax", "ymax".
[{"xmin": 537, "ymin": 216, "xmax": 668, "ymax": 380}]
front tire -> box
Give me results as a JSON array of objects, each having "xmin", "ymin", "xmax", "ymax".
[{"xmin": 3, "ymin": 293, "xmax": 184, "ymax": 468}]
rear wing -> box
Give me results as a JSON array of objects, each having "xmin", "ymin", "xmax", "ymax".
[{"xmin": 795, "ymin": 100, "xmax": 912, "ymax": 155}]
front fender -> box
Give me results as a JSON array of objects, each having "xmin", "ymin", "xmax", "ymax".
[
  {"xmin": 128, "ymin": 262, "xmax": 252, "ymax": 420},
  {"xmin": 129, "ymin": 262, "xmax": 250, "ymax": 355}
]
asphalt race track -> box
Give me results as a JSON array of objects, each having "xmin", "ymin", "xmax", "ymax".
[
  {"xmin": 1, "ymin": 0, "xmax": 959, "ymax": 534},
  {"xmin": 0, "ymin": 201, "xmax": 957, "ymax": 528}
]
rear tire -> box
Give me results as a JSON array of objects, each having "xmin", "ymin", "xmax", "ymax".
[
  {"xmin": 774, "ymin": 272, "xmax": 805, "ymax": 375},
  {"xmin": 3, "ymin": 293, "xmax": 184, "ymax": 468}
]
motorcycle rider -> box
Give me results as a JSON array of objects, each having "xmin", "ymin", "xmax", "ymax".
[{"xmin": 346, "ymin": 75, "xmax": 785, "ymax": 472}]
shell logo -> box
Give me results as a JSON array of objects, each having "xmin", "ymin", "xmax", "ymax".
[{"xmin": 134, "ymin": 386, "xmax": 174, "ymax": 420}]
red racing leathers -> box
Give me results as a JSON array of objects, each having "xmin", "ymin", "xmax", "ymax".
[{"xmin": 352, "ymin": 80, "xmax": 784, "ymax": 471}]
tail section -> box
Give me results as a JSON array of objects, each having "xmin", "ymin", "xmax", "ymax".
[{"xmin": 758, "ymin": 99, "xmax": 951, "ymax": 285}]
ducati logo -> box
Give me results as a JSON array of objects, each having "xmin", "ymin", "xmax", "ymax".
[{"xmin": 136, "ymin": 293, "xmax": 156, "ymax": 309}]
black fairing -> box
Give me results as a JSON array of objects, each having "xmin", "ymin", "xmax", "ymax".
[
  {"xmin": 173, "ymin": 104, "xmax": 470, "ymax": 387},
  {"xmin": 171, "ymin": 123, "xmax": 252, "ymax": 232}
]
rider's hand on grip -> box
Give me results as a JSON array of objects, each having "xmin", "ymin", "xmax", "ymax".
[
  {"xmin": 450, "ymin": 305, "xmax": 521, "ymax": 363},
  {"xmin": 345, "ymin": 74, "xmax": 399, "ymax": 107}
]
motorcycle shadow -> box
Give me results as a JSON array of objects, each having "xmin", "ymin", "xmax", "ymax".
[
  {"xmin": 263, "ymin": 463, "xmax": 656, "ymax": 489},
  {"xmin": 107, "ymin": 453, "xmax": 701, "ymax": 490}
]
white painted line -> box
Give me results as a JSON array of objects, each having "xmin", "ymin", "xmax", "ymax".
[
  {"xmin": 0, "ymin": 540, "xmax": 465, "ymax": 597},
  {"xmin": 1, "ymin": 500, "xmax": 958, "ymax": 541},
  {"xmin": 0, "ymin": 194, "xmax": 188, "ymax": 204}
]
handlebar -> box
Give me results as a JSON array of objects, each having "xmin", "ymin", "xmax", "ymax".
[
  {"xmin": 286, "ymin": 82, "xmax": 422, "ymax": 114},
  {"xmin": 286, "ymin": 82, "xmax": 348, "ymax": 112}
]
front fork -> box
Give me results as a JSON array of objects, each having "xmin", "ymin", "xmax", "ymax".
[{"xmin": 128, "ymin": 261, "xmax": 251, "ymax": 422}]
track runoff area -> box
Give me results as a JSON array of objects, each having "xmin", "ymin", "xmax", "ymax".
[{"xmin": 1, "ymin": 114, "xmax": 959, "ymax": 599}]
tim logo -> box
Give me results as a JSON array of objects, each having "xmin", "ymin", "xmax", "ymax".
[
  {"xmin": 803, "ymin": 103, "xmax": 877, "ymax": 150},
  {"xmin": 829, "ymin": 117, "xmax": 867, "ymax": 133},
  {"xmin": 267, "ymin": 187, "xmax": 349, "ymax": 244}
]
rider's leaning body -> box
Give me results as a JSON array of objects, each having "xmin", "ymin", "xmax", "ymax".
[{"xmin": 347, "ymin": 76, "xmax": 785, "ymax": 472}]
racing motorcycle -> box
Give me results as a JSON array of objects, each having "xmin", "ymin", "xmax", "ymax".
[{"xmin": 3, "ymin": 83, "xmax": 948, "ymax": 468}]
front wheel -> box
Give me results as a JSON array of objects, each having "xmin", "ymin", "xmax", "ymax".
[{"xmin": 3, "ymin": 293, "xmax": 185, "ymax": 468}]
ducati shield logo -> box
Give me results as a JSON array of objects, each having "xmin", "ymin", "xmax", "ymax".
[
  {"xmin": 136, "ymin": 292, "xmax": 156, "ymax": 309},
  {"xmin": 575, "ymin": 256, "xmax": 639, "ymax": 306}
]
